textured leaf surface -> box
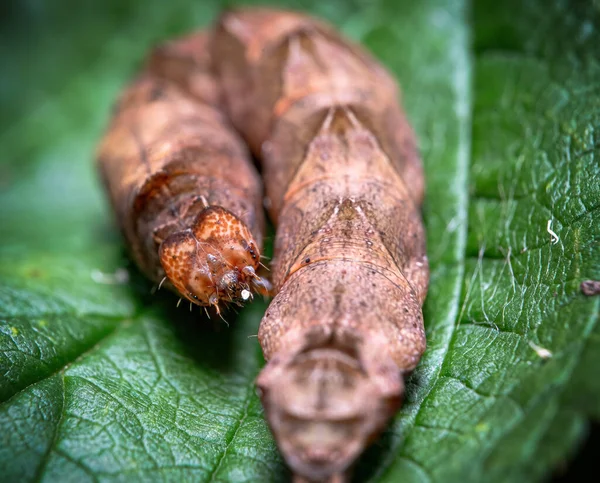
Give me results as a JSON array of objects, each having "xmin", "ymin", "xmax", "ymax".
[{"xmin": 1, "ymin": 1, "xmax": 598, "ymax": 482}]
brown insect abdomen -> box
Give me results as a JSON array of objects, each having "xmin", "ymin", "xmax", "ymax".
[
  {"xmin": 214, "ymin": 9, "xmax": 428, "ymax": 480},
  {"xmin": 213, "ymin": 10, "xmax": 424, "ymax": 215},
  {"xmin": 259, "ymin": 108, "xmax": 427, "ymax": 387},
  {"xmin": 97, "ymin": 32, "xmax": 268, "ymax": 308}
]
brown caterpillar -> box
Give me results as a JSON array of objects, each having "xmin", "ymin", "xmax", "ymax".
[
  {"xmin": 213, "ymin": 8, "xmax": 428, "ymax": 481},
  {"xmin": 96, "ymin": 32, "xmax": 269, "ymax": 311}
]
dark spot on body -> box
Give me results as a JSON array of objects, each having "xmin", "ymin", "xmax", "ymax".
[{"xmin": 149, "ymin": 84, "xmax": 165, "ymax": 102}]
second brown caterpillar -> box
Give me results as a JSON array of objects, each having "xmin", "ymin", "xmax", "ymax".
[
  {"xmin": 96, "ymin": 32, "xmax": 270, "ymax": 311},
  {"xmin": 213, "ymin": 8, "xmax": 429, "ymax": 481}
]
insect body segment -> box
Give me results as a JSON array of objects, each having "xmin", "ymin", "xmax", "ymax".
[
  {"xmin": 97, "ymin": 32, "xmax": 269, "ymax": 310},
  {"xmin": 214, "ymin": 9, "xmax": 428, "ymax": 481}
]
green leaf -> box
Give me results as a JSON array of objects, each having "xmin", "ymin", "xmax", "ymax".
[{"xmin": 1, "ymin": 0, "xmax": 598, "ymax": 482}]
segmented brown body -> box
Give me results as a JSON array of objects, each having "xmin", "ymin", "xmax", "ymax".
[
  {"xmin": 213, "ymin": 9, "xmax": 428, "ymax": 481},
  {"xmin": 96, "ymin": 32, "xmax": 269, "ymax": 309}
]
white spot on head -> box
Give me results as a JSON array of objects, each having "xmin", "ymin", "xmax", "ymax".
[{"xmin": 241, "ymin": 289, "xmax": 251, "ymax": 300}]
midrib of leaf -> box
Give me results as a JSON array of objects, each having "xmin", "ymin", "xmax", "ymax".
[
  {"xmin": 361, "ymin": 0, "xmax": 472, "ymax": 479},
  {"xmin": 399, "ymin": 0, "xmax": 472, "ymax": 423},
  {"xmin": 32, "ymin": 375, "xmax": 65, "ymax": 483},
  {"xmin": 1, "ymin": 317, "xmax": 130, "ymax": 406},
  {"xmin": 0, "ymin": 276, "xmax": 134, "ymax": 402},
  {"xmin": 0, "ymin": 321, "xmax": 137, "ymax": 483},
  {"xmin": 33, "ymin": 310, "xmax": 273, "ymax": 482},
  {"xmin": 207, "ymin": 382, "xmax": 254, "ymax": 482}
]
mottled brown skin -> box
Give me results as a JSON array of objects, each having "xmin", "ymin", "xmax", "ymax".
[
  {"xmin": 213, "ymin": 9, "xmax": 428, "ymax": 481},
  {"xmin": 96, "ymin": 32, "xmax": 269, "ymax": 309}
]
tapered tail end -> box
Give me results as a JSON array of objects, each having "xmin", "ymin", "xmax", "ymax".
[{"xmin": 256, "ymin": 325, "xmax": 402, "ymax": 481}]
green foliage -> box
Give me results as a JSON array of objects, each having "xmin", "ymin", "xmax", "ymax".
[{"xmin": 1, "ymin": 0, "xmax": 598, "ymax": 481}]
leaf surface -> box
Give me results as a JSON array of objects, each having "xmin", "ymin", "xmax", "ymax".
[{"xmin": 1, "ymin": 0, "xmax": 598, "ymax": 482}]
